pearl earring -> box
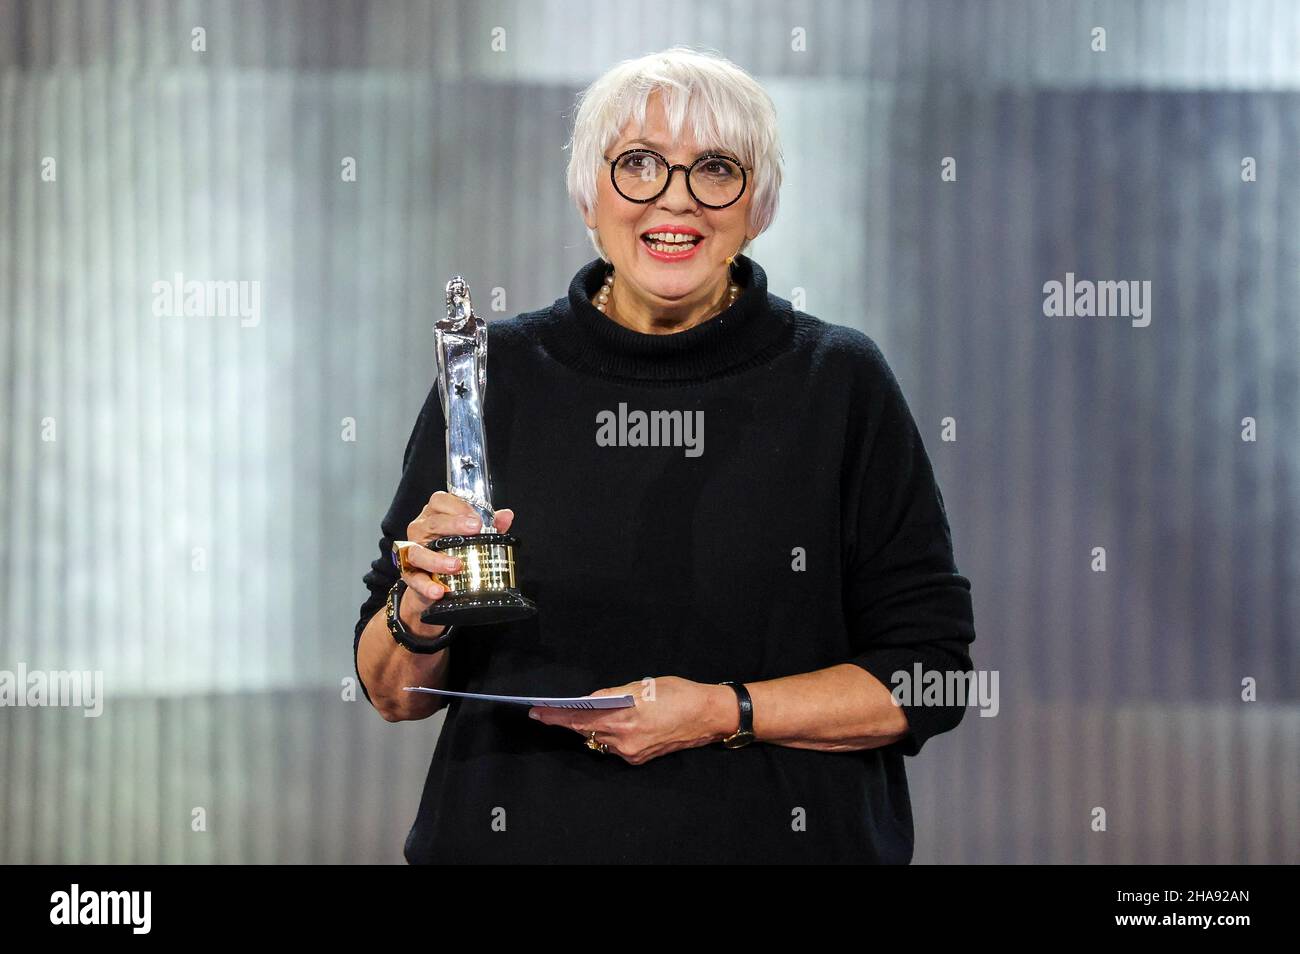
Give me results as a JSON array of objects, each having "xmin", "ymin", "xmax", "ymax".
[{"xmin": 594, "ymin": 268, "xmax": 614, "ymax": 313}]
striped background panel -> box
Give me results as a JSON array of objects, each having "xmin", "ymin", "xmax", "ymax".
[{"xmin": 1, "ymin": 0, "xmax": 1296, "ymax": 862}]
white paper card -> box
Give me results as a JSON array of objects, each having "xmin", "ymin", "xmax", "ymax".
[{"xmin": 402, "ymin": 687, "xmax": 635, "ymax": 709}]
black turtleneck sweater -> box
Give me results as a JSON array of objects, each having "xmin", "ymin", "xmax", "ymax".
[{"xmin": 353, "ymin": 254, "xmax": 977, "ymax": 864}]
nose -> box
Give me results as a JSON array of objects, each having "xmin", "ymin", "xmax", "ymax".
[{"xmin": 656, "ymin": 165, "xmax": 699, "ymax": 213}]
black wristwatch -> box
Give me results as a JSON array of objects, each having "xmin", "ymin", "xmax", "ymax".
[
  {"xmin": 386, "ymin": 580, "xmax": 456, "ymax": 654},
  {"xmin": 718, "ymin": 680, "xmax": 755, "ymax": 748}
]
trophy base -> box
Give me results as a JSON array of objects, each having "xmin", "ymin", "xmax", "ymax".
[
  {"xmin": 419, "ymin": 590, "xmax": 538, "ymax": 627},
  {"xmin": 418, "ymin": 532, "xmax": 538, "ymax": 627}
]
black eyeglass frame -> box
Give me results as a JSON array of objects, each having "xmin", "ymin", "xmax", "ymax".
[{"xmin": 602, "ymin": 148, "xmax": 751, "ymax": 210}]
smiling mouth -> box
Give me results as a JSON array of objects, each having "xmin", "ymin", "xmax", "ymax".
[{"xmin": 640, "ymin": 232, "xmax": 704, "ymax": 253}]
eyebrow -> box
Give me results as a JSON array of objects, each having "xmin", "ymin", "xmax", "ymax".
[{"xmin": 619, "ymin": 139, "xmax": 731, "ymax": 158}]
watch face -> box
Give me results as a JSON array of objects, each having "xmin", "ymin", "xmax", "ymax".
[{"xmin": 724, "ymin": 731, "xmax": 755, "ymax": 749}]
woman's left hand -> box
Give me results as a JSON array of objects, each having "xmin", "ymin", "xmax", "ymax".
[{"xmin": 528, "ymin": 676, "xmax": 733, "ymax": 766}]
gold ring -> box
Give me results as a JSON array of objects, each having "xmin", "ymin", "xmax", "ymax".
[
  {"xmin": 394, "ymin": 541, "xmax": 453, "ymax": 588},
  {"xmin": 585, "ymin": 730, "xmax": 608, "ymax": 754},
  {"xmin": 394, "ymin": 541, "xmax": 418, "ymax": 574}
]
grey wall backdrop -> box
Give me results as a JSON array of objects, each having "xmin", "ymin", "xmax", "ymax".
[{"xmin": 1, "ymin": 0, "xmax": 1297, "ymax": 863}]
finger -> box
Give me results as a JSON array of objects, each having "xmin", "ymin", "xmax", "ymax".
[
  {"xmin": 493, "ymin": 508, "xmax": 514, "ymax": 533},
  {"xmin": 427, "ymin": 490, "xmax": 479, "ymax": 516},
  {"xmin": 557, "ymin": 714, "xmax": 605, "ymax": 734},
  {"xmin": 412, "ymin": 500, "xmax": 476, "ymax": 536},
  {"xmin": 530, "ymin": 708, "xmax": 581, "ymax": 729},
  {"xmin": 407, "ymin": 513, "xmax": 482, "ymax": 545},
  {"xmin": 404, "ymin": 544, "xmax": 463, "ymax": 576},
  {"xmin": 428, "ymin": 511, "xmax": 488, "ymax": 537},
  {"xmin": 529, "ymin": 707, "xmax": 563, "ymax": 725},
  {"xmin": 401, "ymin": 570, "xmax": 447, "ymax": 603}
]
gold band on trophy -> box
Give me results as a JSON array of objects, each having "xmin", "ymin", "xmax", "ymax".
[
  {"xmin": 392, "ymin": 538, "xmax": 519, "ymax": 595},
  {"xmin": 430, "ymin": 539, "xmax": 518, "ymax": 594}
]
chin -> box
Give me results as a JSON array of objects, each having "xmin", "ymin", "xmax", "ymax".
[{"xmin": 642, "ymin": 275, "xmax": 703, "ymax": 301}]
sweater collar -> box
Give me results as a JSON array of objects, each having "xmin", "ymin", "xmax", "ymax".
[{"xmin": 540, "ymin": 254, "xmax": 791, "ymax": 383}]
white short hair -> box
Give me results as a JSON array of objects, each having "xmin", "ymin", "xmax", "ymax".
[{"xmin": 564, "ymin": 46, "xmax": 784, "ymax": 262}]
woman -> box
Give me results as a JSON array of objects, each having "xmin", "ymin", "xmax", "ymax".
[{"xmin": 354, "ymin": 47, "xmax": 976, "ymax": 864}]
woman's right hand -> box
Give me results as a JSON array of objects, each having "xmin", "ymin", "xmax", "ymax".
[{"xmin": 398, "ymin": 491, "xmax": 516, "ymax": 635}]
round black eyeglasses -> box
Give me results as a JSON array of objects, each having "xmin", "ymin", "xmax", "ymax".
[{"xmin": 602, "ymin": 148, "xmax": 750, "ymax": 210}]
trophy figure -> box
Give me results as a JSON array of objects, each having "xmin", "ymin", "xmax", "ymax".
[{"xmin": 393, "ymin": 276, "xmax": 537, "ymax": 627}]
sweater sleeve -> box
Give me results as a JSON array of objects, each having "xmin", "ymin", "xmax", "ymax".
[
  {"xmin": 840, "ymin": 335, "xmax": 976, "ymax": 757},
  {"xmin": 353, "ymin": 381, "xmax": 447, "ymax": 708}
]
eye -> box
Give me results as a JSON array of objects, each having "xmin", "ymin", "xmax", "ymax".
[
  {"xmin": 618, "ymin": 152, "xmax": 657, "ymax": 172},
  {"xmin": 698, "ymin": 157, "xmax": 741, "ymax": 179}
]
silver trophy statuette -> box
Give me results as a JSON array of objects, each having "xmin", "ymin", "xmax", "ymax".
[
  {"xmin": 438, "ymin": 276, "xmax": 494, "ymax": 531},
  {"xmin": 392, "ymin": 275, "xmax": 537, "ymax": 628}
]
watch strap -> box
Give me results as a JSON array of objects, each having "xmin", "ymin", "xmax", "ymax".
[
  {"xmin": 719, "ymin": 680, "xmax": 755, "ymax": 748},
  {"xmin": 387, "ymin": 580, "xmax": 456, "ymax": 654}
]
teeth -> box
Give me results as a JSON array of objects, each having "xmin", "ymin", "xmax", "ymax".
[
  {"xmin": 643, "ymin": 232, "xmax": 699, "ymax": 244},
  {"xmin": 642, "ymin": 232, "xmax": 701, "ymax": 253}
]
